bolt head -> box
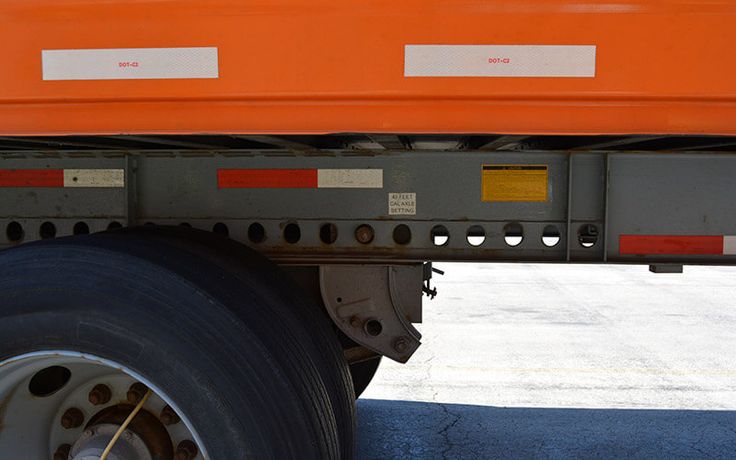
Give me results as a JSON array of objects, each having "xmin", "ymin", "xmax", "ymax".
[
  {"xmin": 53, "ymin": 444, "xmax": 71, "ymax": 460},
  {"xmin": 393, "ymin": 337, "xmax": 409, "ymax": 353},
  {"xmin": 355, "ymin": 225, "xmax": 374, "ymax": 244},
  {"xmin": 88, "ymin": 384, "xmax": 112, "ymax": 405},
  {"xmin": 60, "ymin": 408, "xmax": 84, "ymax": 429},
  {"xmin": 126, "ymin": 382, "xmax": 148, "ymax": 404},
  {"xmin": 175, "ymin": 440, "xmax": 198, "ymax": 460},
  {"xmin": 160, "ymin": 405, "xmax": 181, "ymax": 425}
]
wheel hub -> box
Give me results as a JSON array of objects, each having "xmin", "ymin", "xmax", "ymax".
[
  {"xmin": 70, "ymin": 424, "xmax": 151, "ymax": 460},
  {"xmin": 0, "ymin": 352, "xmax": 206, "ymax": 460}
]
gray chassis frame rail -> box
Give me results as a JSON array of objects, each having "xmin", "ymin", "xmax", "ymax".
[{"xmin": 1, "ymin": 148, "xmax": 734, "ymax": 266}]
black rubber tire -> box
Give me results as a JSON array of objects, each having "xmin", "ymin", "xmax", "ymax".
[
  {"xmin": 111, "ymin": 225, "xmax": 356, "ymax": 454},
  {"xmin": 0, "ymin": 231, "xmax": 352, "ymax": 459},
  {"xmin": 350, "ymin": 357, "xmax": 382, "ymax": 398}
]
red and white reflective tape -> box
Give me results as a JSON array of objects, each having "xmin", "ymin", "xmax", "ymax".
[
  {"xmin": 0, "ymin": 169, "xmax": 125, "ymax": 188},
  {"xmin": 218, "ymin": 169, "xmax": 383, "ymax": 189},
  {"xmin": 620, "ymin": 235, "xmax": 736, "ymax": 255}
]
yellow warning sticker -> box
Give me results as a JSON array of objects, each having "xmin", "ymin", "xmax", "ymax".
[{"xmin": 481, "ymin": 165, "xmax": 548, "ymax": 202}]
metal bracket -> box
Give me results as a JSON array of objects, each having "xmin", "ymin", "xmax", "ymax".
[
  {"xmin": 422, "ymin": 262, "xmax": 444, "ymax": 299},
  {"xmin": 319, "ymin": 265, "xmax": 422, "ymax": 363},
  {"xmin": 649, "ymin": 264, "xmax": 684, "ymax": 274}
]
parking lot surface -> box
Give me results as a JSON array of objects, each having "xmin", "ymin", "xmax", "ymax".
[{"xmin": 357, "ymin": 263, "xmax": 736, "ymax": 459}]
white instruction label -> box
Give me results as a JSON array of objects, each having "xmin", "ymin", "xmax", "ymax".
[
  {"xmin": 404, "ymin": 45, "xmax": 596, "ymax": 77},
  {"xmin": 42, "ymin": 47, "xmax": 219, "ymax": 81},
  {"xmin": 389, "ymin": 193, "xmax": 416, "ymax": 216}
]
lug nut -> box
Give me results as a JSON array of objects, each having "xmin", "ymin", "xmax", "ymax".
[
  {"xmin": 355, "ymin": 224, "xmax": 375, "ymax": 244},
  {"xmin": 60, "ymin": 408, "xmax": 84, "ymax": 429},
  {"xmin": 393, "ymin": 337, "xmax": 409, "ymax": 353},
  {"xmin": 174, "ymin": 440, "xmax": 198, "ymax": 460},
  {"xmin": 88, "ymin": 384, "xmax": 112, "ymax": 405},
  {"xmin": 127, "ymin": 382, "xmax": 148, "ymax": 404},
  {"xmin": 160, "ymin": 405, "xmax": 181, "ymax": 425},
  {"xmin": 53, "ymin": 444, "xmax": 71, "ymax": 460}
]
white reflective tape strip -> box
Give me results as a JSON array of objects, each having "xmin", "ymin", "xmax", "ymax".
[
  {"xmin": 404, "ymin": 45, "xmax": 596, "ymax": 77},
  {"xmin": 42, "ymin": 47, "xmax": 219, "ymax": 81},
  {"xmin": 723, "ymin": 236, "xmax": 736, "ymax": 255},
  {"xmin": 63, "ymin": 169, "xmax": 125, "ymax": 188},
  {"xmin": 317, "ymin": 169, "xmax": 383, "ymax": 188}
]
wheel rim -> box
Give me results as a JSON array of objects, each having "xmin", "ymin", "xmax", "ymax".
[{"xmin": 0, "ymin": 351, "xmax": 209, "ymax": 460}]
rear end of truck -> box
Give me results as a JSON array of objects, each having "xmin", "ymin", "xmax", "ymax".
[{"xmin": 1, "ymin": 1, "xmax": 735, "ymax": 458}]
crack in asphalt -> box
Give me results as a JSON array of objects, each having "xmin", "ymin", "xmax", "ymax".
[
  {"xmin": 437, "ymin": 402, "xmax": 461, "ymax": 460},
  {"xmin": 357, "ymin": 264, "xmax": 736, "ymax": 459}
]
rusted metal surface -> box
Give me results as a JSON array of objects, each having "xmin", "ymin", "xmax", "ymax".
[
  {"xmin": 321, "ymin": 265, "xmax": 423, "ymax": 363},
  {"xmin": 126, "ymin": 382, "xmax": 148, "ymax": 405},
  {"xmin": 60, "ymin": 408, "xmax": 84, "ymax": 429},
  {"xmin": 2, "ymin": 149, "xmax": 736, "ymax": 266},
  {"xmin": 355, "ymin": 225, "xmax": 375, "ymax": 245},
  {"xmin": 174, "ymin": 440, "xmax": 198, "ymax": 460},
  {"xmin": 88, "ymin": 384, "xmax": 112, "ymax": 406},
  {"xmin": 52, "ymin": 443, "xmax": 71, "ymax": 460},
  {"xmin": 86, "ymin": 404, "xmax": 174, "ymax": 460},
  {"xmin": 159, "ymin": 405, "xmax": 181, "ymax": 426}
]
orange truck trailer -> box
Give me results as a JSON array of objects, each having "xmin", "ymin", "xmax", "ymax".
[{"xmin": 1, "ymin": 1, "xmax": 735, "ymax": 458}]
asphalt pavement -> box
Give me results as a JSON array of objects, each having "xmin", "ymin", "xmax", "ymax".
[{"xmin": 357, "ymin": 263, "xmax": 736, "ymax": 459}]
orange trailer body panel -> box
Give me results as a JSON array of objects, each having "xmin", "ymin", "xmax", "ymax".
[{"xmin": 1, "ymin": 0, "xmax": 736, "ymax": 136}]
